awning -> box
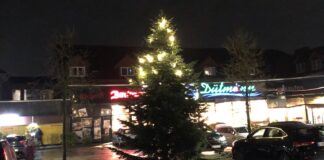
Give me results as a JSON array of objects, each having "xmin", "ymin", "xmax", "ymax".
[{"xmin": 0, "ymin": 100, "xmax": 70, "ymax": 116}]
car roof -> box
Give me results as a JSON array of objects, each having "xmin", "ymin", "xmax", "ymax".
[
  {"xmin": 6, "ymin": 135, "xmax": 25, "ymax": 138},
  {"xmin": 268, "ymin": 121, "xmax": 307, "ymax": 127},
  {"xmin": 252, "ymin": 126, "xmax": 289, "ymax": 133},
  {"xmin": 216, "ymin": 125, "xmax": 233, "ymax": 128},
  {"xmin": 268, "ymin": 121, "xmax": 305, "ymax": 124},
  {"xmin": 268, "ymin": 121, "xmax": 316, "ymax": 132}
]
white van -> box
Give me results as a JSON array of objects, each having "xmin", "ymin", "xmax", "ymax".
[{"xmin": 215, "ymin": 125, "xmax": 248, "ymax": 146}]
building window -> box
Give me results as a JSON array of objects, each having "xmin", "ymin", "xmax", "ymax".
[
  {"xmin": 120, "ymin": 67, "xmax": 134, "ymax": 76},
  {"xmin": 69, "ymin": 66, "xmax": 86, "ymax": 77},
  {"xmin": 204, "ymin": 67, "xmax": 216, "ymax": 76},
  {"xmin": 296, "ymin": 63, "xmax": 305, "ymax": 73},
  {"xmin": 40, "ymin": 90, "xmax": 54, "ymax": 99},
  {"xmin": 311, "ymin": 60, "xmax": 322, "ymax": 71},
  {"xmin": 12, "ymin": 89, "xmax": 21, "ymax": 101}
]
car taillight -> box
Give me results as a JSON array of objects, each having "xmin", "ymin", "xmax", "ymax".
[
  {"xmin": 19, "ymin": 140, "xmax": 25, "ymax": 145},
  {"xmin": 3, "ymin": 150, "xmax": 7, "ymax": 160},
  {"xmin": 293, "ymin": 141, "xmax": 315, "ymax": 147}
]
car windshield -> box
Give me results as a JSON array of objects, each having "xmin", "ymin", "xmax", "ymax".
[
  {"xmin": 208, "ymin": 132, "xmax": 222, "ymax": 138},
  {"xmin": 6, "ymin": 136, "xmax": 25, "ymax": 146},
  {"xmin": 234, "ymin": 127, "xmax": 248, "ymax": 133}
]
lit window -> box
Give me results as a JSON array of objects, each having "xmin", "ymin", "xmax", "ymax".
[
  {"xmin": 69, "ymin": 66, "xmax": 86, "ymax": 77},
  {"xmin": 101, "ymin": 109, "xmax": 111, "ymax": 116},
  {"xmin": 120, "ymin": 67, "xmax": 134, "ymax": 76},
  {"xmin": 204, "ymin": 67, "xmax": 216, "ymax": 76},
  {"xmin": 12, "ymin": 89, "xmax": 21, "ymax": 101},
  {"xmin": 311, "ymin": 60, "xmax": 322, "ymax": 71},
  {"xmin": 296, "ymin": 63, "xmax": 305, "ymax": 73}
]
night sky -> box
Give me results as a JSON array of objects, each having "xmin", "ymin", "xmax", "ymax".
[{"xmin": 1, "ymin": 0, "xmax": 324, "ymax": 76}]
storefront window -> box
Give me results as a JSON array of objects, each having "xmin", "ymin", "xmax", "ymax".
[
  {"xmin": 287, "ymin": 106, "xmax": 305, "ymax": 122},
  {"xmin": 269, "ymin": 108, "xmax": 287, "ymax": 122},
  {"xmin": 250, "ymin": 100, "xmax": 268, "ymax": 122},
  {"xmin": 312, "ymin": 108, "xmax": 324, "ymax": 124},
  {"xmin": 112, "ymin": 104, "xmax": 129, "ymax": 132}
]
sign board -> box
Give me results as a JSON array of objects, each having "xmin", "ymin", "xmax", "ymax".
[
  {"xmin": 110, "ymin": 90, "xmax": 144, "ymax": 100},
  {"xmin": 199, "ymin": 82, "xmax": 261, "ymax": 99}
]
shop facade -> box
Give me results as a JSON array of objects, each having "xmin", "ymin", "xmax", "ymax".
[
  {"xmin": 0, "ymin": 100, "xmax": 63, "ymax": 145},
  {"xmin": 199, "ymin": 76, "xmax": 324, "ymax": 127},
  {"xmin": 68, "ymin": 76, "xmax": 324, "ymax": 142},
  {"xmin": 70, "ymin": 85, "xmax": 142, "ymax": 143}
]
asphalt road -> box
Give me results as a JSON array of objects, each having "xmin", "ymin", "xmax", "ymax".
[{"xmin": 33, "ymin": 144, "xmax": 324, "ymax": 160}]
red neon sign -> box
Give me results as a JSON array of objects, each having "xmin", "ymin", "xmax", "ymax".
[{"xmin": 110, "ymin": 90, "xmax": 144, "ymax": 100}]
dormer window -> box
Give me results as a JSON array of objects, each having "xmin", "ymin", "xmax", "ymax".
[
  {"xmin": 311, "ymin": 59, "xmax": 322, "ymax": 71},
  {"xmin": 296, "ymin": 63, "xmax": 305, "ymax": 73},
  {"xmin": 69, "ymin": 66, "xmax": 86, "ymax": 77},
  {"xmin": 204, "ymin": 67, "xmax": 216, "ymax": 76},
  {"xmin": 120, "ymin": 67, "xmax": 134, "ymax": 76}
]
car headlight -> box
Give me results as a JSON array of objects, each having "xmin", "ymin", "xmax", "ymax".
[{"xmin": 219, "ymin": 136, "xmax": 226, "ymax": 141}]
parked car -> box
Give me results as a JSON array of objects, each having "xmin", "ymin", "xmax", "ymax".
[
  {"xmin": 205, "ymin": 127, "xmax": 228, "ymax": 151},
  {"xmin": 216, "ymin": 125, "xmax": 248, "ymax": 146},
  {"xmin": 310, "ymin": 123, "xmax": 324, "ymax": 149},
  {"xmin": 208, "ymin": 122, "xmax": 226, "ymax": 129},
  {"xmin": 0, "ymin": 140, "xmax": 17, "ymax": 160},
  {"xmin": 233, "ymin": 126, "xmax": 249, "ymax": 139},
  {"xmin": 232, "ymin": 121, "xmax": 318, "ymax": 160},
  {"xmin": 5, "ymin": 135, "xmax": 26, "ymax": 159},
  {"xmin": 112, "ymin": 129, "xmax": 136, "ymax": 147}
]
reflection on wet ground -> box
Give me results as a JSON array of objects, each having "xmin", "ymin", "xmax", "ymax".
[
  {"xmin": 33, "ymin": 143, "xmax": 324, "ymax": 160},
  {"xmin": 35, "ymin": 144, "xmax": 122, "ymax": 160}
]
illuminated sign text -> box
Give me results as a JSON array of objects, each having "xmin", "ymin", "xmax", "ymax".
[
  {"xmin": 110, "ymin": 90, "xmax": 144, "ymax": 100},
  {"xmin": 200, "ymin": 82, "xmax": 261, "ymax": 98}
]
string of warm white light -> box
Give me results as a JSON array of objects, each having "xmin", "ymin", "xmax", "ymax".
[{"xmin": 135, "ymin": 16, "xmax": 184, "ymax": 84}]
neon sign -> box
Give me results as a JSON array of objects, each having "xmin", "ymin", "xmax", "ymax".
[
  {"xmin": 110, "ymin": 90, "xmax": 144, "ymax": 100},
  {"xmin": 80, "ymin": 92, "xmax": 105, "ymax": 100},
  {"xmin": 199, "ymin": 82, "xmax": 261, "ymax": 98}
]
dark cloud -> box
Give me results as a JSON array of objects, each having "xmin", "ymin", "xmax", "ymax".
[{"xmin": 0, "ymin": 0, "xmax": 323, "ymax": 76}]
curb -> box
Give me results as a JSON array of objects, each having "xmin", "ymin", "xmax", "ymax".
[
  {"xmin": 105, "ymin": 143, "xmax": 147, "ymax": 159},
  {"xmin": 37, "ymin": 145, "xmax": 62, "ymax": 150}
]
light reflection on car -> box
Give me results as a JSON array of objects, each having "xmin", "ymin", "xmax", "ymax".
[
  {"xmin": 6, "ymin": 135, "xmax": 26, "ymax": 160},
  {"xmin": 232, "ymin": 121, "xmax": 318, "ymax": 160},
  {"xmin": 216, "ymin": 125, "xmax": 248, "ymax": 146},
  {"xmin": 203, "ymin": 125, "xmax": 227, "ymax": 151}
]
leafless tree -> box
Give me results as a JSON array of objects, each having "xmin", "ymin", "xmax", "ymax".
[
  {"xmin": 49, "ymin": 29, "xmax": 75, "ymax": 160},
  {"xmin": 223, "ymin": 29, "xmax": 265, "ymax": 133}
]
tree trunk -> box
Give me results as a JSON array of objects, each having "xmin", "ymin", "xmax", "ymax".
[
  {"xmin": 245, "ymin": 82, "xmax": 251, "ymax": 133},
  {"xmin": 62, "ymin": 88, "xmax": 67, "ymax": 160}
]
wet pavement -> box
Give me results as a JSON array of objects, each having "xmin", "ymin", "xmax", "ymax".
[
  {"xmin": 33, "ymin": 144, "xmax": 324, "ymax": 160},
  {"xmin": 316, "ymin": 150, "xmax": 324, "ymax": 160},
  {"xmin": 35, "ymin": 144, "xmax": 123, "ymax": 160}
]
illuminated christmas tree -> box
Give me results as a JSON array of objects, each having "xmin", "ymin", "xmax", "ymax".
[
  {"xmin": 135, "ymin": 15, "xmax": 193, "ymax": 85},
  {"xmin": 120, "ymin": 13, "xmax": 206, "ymax": 160}
]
